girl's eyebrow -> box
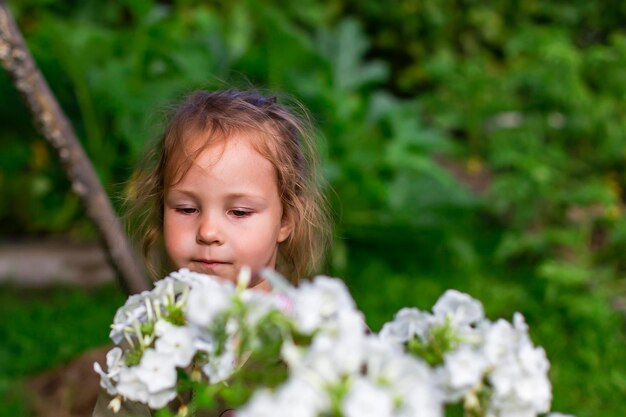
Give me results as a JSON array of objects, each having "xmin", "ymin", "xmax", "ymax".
[
  {"xmin": 166, "ymin": 188, "xmax": 198, "ymax": 198},
  {"xmin": 168, "ymin": 188, "xmax": 268, "ymax": 203},
  {"xmin": 225, "ymin": 192, "xmax": 268, "ymax": 204}
]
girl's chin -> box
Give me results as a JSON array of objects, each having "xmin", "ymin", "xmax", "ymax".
[{"xmin": 188, "ymin": 262, "xmax": 236, "ymax": 282}]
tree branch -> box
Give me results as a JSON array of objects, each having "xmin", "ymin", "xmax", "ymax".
[{"xmin": 0, "ymin": 2, "xmax": 150, "ymax": 294}]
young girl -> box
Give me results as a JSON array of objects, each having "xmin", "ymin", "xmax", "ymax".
[{"xmin": 93, "ymin": 89, "xmax": 332, "ymax": 416}]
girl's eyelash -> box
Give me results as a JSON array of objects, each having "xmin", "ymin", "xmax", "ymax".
[
  {"xmin": 229, "ymin": 208, "xmax": 252, "ymax": 218},
  {"xmin": 175, "ymin": 207, "xmax": 198, "ymax": 215},
  {"xmin": 172, "ymin": 206, "xmax": 252, "ymax": 217}
]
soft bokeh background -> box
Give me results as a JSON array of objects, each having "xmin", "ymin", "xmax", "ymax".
[{"xmin": 2, "ymin": 1, "xmax": 626, "ymax": 416}]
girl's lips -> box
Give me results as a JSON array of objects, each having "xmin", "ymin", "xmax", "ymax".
[
  {"xmin": 194, "ymin": 260, "xmax": 231, "ymax": 267},
  {"xmin": 191, "ymin": 260, "xmax": 233, "ymax": 274}
]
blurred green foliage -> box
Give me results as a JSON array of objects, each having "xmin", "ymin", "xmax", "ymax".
[
  {"xmin": 1, "ymin": 0, "xmax": 473, "ymax": 246},
  {"xmin": 342, "ymin": 0, "xmax": 626, "ymax": 285},
  {"xmin": 1, "ymin": 0, "xmax": 626, "ymax": 416}
]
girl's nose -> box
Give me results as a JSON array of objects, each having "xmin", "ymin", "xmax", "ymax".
[{"xmin": 196, "ymin": 215, "xmax": 223, "ymax": 245}]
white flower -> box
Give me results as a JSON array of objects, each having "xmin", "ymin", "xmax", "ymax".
[
  {"xmin": 201, "ymin": 341, "xmax": 236, "ymax": 384},
  {"xmin": 489, "ymin": 349, "xmax": 551, "ymax": 415},
  {"xmin": 280, "ymin": 339, "xmax": 304, "ymax": 368},
  {"xmin": 380, "ymin": 307, "xmax": 432, "ymax": 344},
  {"xmin": 512, "ymin": 312, "xmax": 528, "ymax": 333},
  {"xmin": 193, "ymin": 333, "xmax": 215, "ymax": 353},
  {"xmin": 93, "ymin": 363, "xmax": 116, "ymax": 395},
  {"xmin": 364, "ymin": 338, "xmax": 442, "ymax": 417},
  {"xmin": 146, "ymin": 388, "xmax": 178, "ymax": 409},
  {"xmin": 343, "ymin": 377, "xmax": 394, "ymax": 417},
  {"xmin": 106, "ymin": 346, "xmax": 124, "ymax": 370},
  {"xmin": 134, "ymin": 349, "xmax": 177, "ymax": 393},
  {"xmin": 109, "ymin": 270, "xmax": 197, "ymax": 345},
  {"xmin": 261, "ymin": 268, "xmax": 295, "ymax": 295},
  {"xmin": 400, "ymin": 376, "xmax": 443, "ymax": 417},
  {"xmin": 239, "ymin": 376, "xmax": 327, "ymax": 417},
  {"xmin": 185, "ymin": 278, "xmax": 235, "ymax": 328},
  {"xmin": 241, "ymin": 289, "xmax": 281, "ymax": 329},
  {"xmin": 277, "ymin": 377, "xmax": 327, "ymax": 417},
  {"xmin": 154, "ymin": 320, "xmax": 196, "ymax": 367},
  {"xmin": 116, "ymin": 365, "xmax": 176, "ymax": 409},
  {"xmin": 438, "ymin": 346, "xmax": 487, "ymax": 401},
  {"xmin": 518, "ymin": 341, "xmax": 550, "ymax": 379},
  {"xmin": 433, "ymin": 290, "xmax": 484, "ymax": 328},
  {"xmin": 483, "ymin": 318, "xmax": 515, "ymax": 365},
  {"xmin": 109, "ymin": 292, "xmax": 150, "ymax": 344},
  {"xmin": 292, "ymin": 276, "xmax": 355, "ymax": 333},
  {"xmin": 291, "ymin": 309, "xmax": 368, "ymax": 385},
  {"xmin": 291, "ymin": 338, "xmax": 342, "ymax": 385},
  {"xmin": 151, "ymin": 276, "xmax": 184, "ymax": 301},
  {"xmin": 167, "ymin": 268, "xmax": 214, "ymax": 287},
  {"xmin": 482, "ymin": 314, "xmax": 552, "ymax": 416},
  {"xmin": 237, "ymin": 390, "xmax": 278, "ymax": 417},
  {"xmin": 320, "ymin": 308, "xmax": 367, "ymax": 372},
  {"xmin": 93, "ymin": 347, "xmax": 124, "ymax": 395},
  {"xmin": 275, "ymin": 292, "xmax": 295, "ymax": 314},
  {"xmin": 362, "ymin": 336, "xmax": 402, "ymax": 380},
  {"xmin": 116, "ymin": 367, "xmax": 149, "ymax": 404}
]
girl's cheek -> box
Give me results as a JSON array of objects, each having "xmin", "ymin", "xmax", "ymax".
[{"xmin": 164, "ymin": 220, "xmax": 188, "ymax": 252}]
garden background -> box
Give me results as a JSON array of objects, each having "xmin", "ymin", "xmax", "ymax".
[{"xmin": 1, "ymin": 0, "xmax": 626, "ymax": 416}]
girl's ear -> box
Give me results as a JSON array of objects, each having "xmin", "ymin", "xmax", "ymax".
[{"xmin": 277, "ymin": 209, "xmax": 295, "ymax": 243}]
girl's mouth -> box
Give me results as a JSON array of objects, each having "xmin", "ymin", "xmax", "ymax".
[{"xmin": 192, "ymin": 259, "xmax": 233, "ymax": 273}]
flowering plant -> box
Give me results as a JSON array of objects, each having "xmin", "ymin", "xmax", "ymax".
[{"xmin": 95, "ymin": 268, "xmax": 573, "ymax": 417}]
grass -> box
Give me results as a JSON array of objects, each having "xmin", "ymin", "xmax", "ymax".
[
  {"xmin": 0, "ymin": 284, "xmax": 125, "ymax": 377},
  {"xmin": 0, "ymin": 283, "xmax": 125, "ymax": 416}
]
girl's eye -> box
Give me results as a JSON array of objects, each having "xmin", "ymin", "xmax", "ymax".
[
  {"xmin": 175, "ymin": 207, "xmax": 198, "ymax": 215},
  {"xmin": 229, "ymin": 209, "xmax": 252, "ymax": 218}
]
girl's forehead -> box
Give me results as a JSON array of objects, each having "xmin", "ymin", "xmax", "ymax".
[
  {"xmin": 181, "ymin": 126, "xmax": 276, "ymax": 159},
  {"xmin": 166, "ymin": 129, "xmax": 277, "ymax": 186}
]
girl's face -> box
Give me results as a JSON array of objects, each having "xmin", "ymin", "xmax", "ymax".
[{"xmin": 163, "ymin": 132, "xmax": 293, "ymax": 288}]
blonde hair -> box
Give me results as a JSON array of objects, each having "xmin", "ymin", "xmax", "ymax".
[{"xmin": 126, "ymin": 89, "xmax": 332, "ymax": 282}]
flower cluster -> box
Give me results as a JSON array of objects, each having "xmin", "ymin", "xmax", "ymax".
[
  {"xmin": 380, "ymin": 290, "xmax": 554, "ymax": 417},
  {"xmin": 95, "ymin": 269, "xmax": 573, "ymax": 417},
  {"xmin": 239, "ymin": 274, "xmax": 442, "ymax": 417},
  {"xmin": 94, "ymin": 269, "xmax": 238, "ymax": 408}
]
